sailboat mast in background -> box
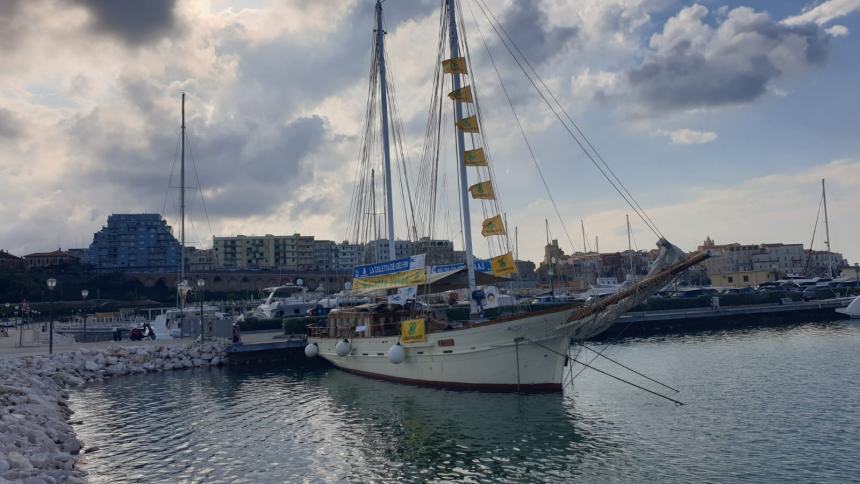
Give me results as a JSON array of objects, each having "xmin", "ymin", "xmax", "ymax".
[
  {"xmin": 179, "ymin": 93, "xmax": 187, "ymax": 313},
  {"xmin": 822, "ymin": 178, "xmax": 831, "ymax": 276}
]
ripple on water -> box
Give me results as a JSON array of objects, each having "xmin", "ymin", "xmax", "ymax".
[{"xmin": 69, "ymin": 322, "xmax": 860, "ymax": 483}]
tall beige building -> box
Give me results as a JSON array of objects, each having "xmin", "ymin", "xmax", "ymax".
[{"xmin": 212, "ymin": 234, "xmax": 316, "ymax": 270}]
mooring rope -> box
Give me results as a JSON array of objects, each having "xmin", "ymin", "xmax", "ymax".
[{"xmin": 524, "ymin": 337, "xmax": 685, "ymax": 405}]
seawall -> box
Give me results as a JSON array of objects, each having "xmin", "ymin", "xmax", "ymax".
[{"xmin": 0, "ymin": 341, "xmax": 229, "ymax": 482}]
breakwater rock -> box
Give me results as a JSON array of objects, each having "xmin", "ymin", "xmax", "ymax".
[{"xmin": 0, "ymin": 341, "xmax": 229, "ymax": 483}]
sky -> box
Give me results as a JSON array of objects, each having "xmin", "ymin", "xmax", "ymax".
[{"xmin": 1, "ymin": 0, "xmax": 858, "ymax": 265}]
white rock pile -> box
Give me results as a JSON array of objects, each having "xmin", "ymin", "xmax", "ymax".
[{"xmin": 0, "ymin": 341, "xmax": 229, "ymax": 483}]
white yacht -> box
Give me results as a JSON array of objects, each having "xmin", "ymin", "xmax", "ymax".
[{"xmin": 255, "ymin": 284, "xmax": 319, "ymax": 319}]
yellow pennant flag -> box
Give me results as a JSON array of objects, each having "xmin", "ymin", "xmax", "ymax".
[
  {"xmin": 448, "ymin": 85, "xmax": 473, "ymax": 103},
  {"xmin": 468, "ymin": 180, "xmax": 495, "ymax": 200},
  {"xmin": 456, "ymin": 115, "xmax": 479, "ymax": 133},
  {"xmin": 441, "ymin": 57, "xmax": 468, "ymax": 74},
  {"xmin": 481, "ymin": 214, "xmax": 506, "ymax": 236},
  {"xmin": 464, "ymin": 148, "xmax": 487, "ymax": 167},
  {"xmin": 491, "ymin": 252, "xmax": 517, "ymax": 276}
]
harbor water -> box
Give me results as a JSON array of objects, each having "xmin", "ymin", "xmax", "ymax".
[{"xmin": 69, "ymin": 321, "xmax": 860, "ymax": 483}]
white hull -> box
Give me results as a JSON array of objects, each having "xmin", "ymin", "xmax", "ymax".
[
  {"xmin": 310, "ymin": 307, "xmax": 582, "ymax": 392},
  {"xmin": 835, "ymin": 295, "xmax": 860, "ymax": 318}
]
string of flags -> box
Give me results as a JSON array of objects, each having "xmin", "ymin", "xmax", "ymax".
[{"xmin": 443, "ymin": 56, "xmax": 515, "ymax": 277}]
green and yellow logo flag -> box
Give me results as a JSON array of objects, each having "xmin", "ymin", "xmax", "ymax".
[
  {"xmin": 491, "ymin": 252, "xmax": 517, "ymax": 276},
  {"xmin": 456, "ymin": 115, "xmax": 479, "ymax": 133},
  {"xmin": 448, "ymin": 85, "xmax": 473, "ymax": 103},
  {"xmin": 481, "ymin": 214, "xmax": 506, "ymax": 236},
  {"xmin": 401, "ymin": 319, "xmax": 426, "ymax": 344},
  {"xmin": 464, "ymin": 148, "xmax": 487, "ymax": 167},
  {"xmin": 442, "ymin": 57, "xmax": 468, "ymax": 74},
  {"xmin": 468, "ymin": 180, "xmax": 495, "ymax": 200}
]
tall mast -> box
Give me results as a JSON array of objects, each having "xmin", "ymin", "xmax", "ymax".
[
  {"xmin": 580, "ymin": 220, "xmax": 587, "ymax": 253},
  {"xmin": 179, "ymin": 92, "xmax": 186, "ymax": 310},
  {"xmin": 822, "ymin": 178, "xmax": 831, "ymax": 276},
  {"xmin": 446, "ymin": 0, "xmax": 477, "ymax": 299},
  {"xmin": 376, "ymin": 0, "xmax": 396, "ymax": 262}
]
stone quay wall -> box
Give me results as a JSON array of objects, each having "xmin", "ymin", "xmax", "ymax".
[{"xmin": 0, "ymin": 341, "xmax": 230, "ymax": 483}]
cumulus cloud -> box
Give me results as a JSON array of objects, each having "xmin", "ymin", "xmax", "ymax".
[
  {"xmin": 71, "ymin": 0, "xmax": 180, "ymax": 45},
  {"xmin": 656, "ymin": 128, "xmax": 717, "ymax": 145},
  {"xmin": 627, "ymin": 5, "xmax": 829, "ymax": 113},
  {"xmin": 782, "ymin": 0, "xmax": 860, "ymax": 26},
  {"xmin": 826, "ymin": 24, "xmax": 850, "ymax": 36},
  {"xmin": 500, "ymin": 2, "xmax": 578, "ymax": 64}
]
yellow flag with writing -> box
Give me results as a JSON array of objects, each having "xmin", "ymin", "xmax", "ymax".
[
  {"xmin": 448, "ymin": 85, "xmax": 473, "ymax": 102},
  {"xmin": 468, "ymin": 180, "xmax": 495, "ymax": 200},
  {"xmin": 441, "ymin": 57, "xmax": 468, "ymax": 74},
  {"xmin": 464, "ymin": 148, "xmax": 487, "ymax": 167},
  {"xmin": 456, "ymin": 115, "xmax": 479, "ymax": 133},
  {"xmin": 491, "ymin": 252, "xmax": 517, "ymax": 276},
  {"xmin": 482, "ymin": 214, "xmax": 506, "ymax": 236}
]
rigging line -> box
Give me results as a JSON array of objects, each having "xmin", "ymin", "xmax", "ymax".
[
  {"xmin": 471, "ymin": 0, "xmax": 663, "ymax": 238},
  {"xmin": 184, "ymin": 132, "xmax": 214, "ymax": 243},
  {"xmin": 472, "ymin": 0, "xmax": 663, "ymax": 239},
  {"xmin": 804, "ymin": 194, "xmax": 823, "ymax": 274},
  {"xmin": 580, "ymin": 343, "xmax": 680, "ymax": 393},
  {"xmin": 459, "ymin": 5, "xmax": 513, "ymax": 262},
  {"xmin": 524, "ymin": 337, "xmax": 685, "ymax": 405},
  {"xmin": 382, "ymin": 42, "xmax": 418, "ymax": 240},
  {"xmin": 162, "ymin": 133, "xmax": 182, "ymax": 219},
  {"xmin": 464, "ymin": 0, "xmax": 580, "ymax": 254}
]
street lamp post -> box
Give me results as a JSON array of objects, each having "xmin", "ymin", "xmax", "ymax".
[
  {"xmin": 15, "ymin": 305, "xmax": 21, "ymax": 347},
  {"xmin": 196, "ymin": 278, "xmax": 205, "ymax": 340},
  {"xmin": 81, "ymin": 289, "xmax": 89, "ymax": 341},
  {"xmin": 46, "ymin": 278, "xmax": 57, "ymax": 354}
]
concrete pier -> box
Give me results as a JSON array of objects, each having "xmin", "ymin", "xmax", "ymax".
[{"xmin": 598, "ymin": 297, "xmax": 852, "ymax": 338}]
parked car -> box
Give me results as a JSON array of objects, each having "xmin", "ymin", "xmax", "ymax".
[{"xmin": 802, "ymin": 285, "xmax": 837, "ymax": 301}]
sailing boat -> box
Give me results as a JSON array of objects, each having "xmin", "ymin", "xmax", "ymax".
[
  {"xmin": 152, "ymin": 93, "xmax": 199, "ymax": 340},
  {"xmin": 305, "ymin": 0, "xmax": 707, "ymax": 392}
]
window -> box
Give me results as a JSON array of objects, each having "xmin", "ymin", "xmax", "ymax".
[
  {"xmin": 743, "ymin": 275, "xmax": 749, "ymax": 282},
  {"xmin": 727, "ymin": 276, "xmax": 734, "ymax": 283}
]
